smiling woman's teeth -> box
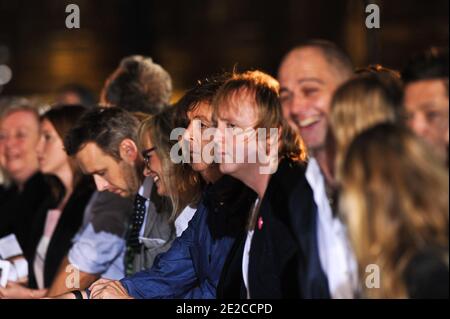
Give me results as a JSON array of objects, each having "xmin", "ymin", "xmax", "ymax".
[
  {"xmin": 153, "ymin": 176, "xmax": 160, "ymax": 183},
  {"xmin": 299, "ymin": 116, "xmax": 321, "ymax": 128}
]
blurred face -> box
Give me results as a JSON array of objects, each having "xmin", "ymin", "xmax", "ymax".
[
  {"xmin": 182, "ymin": 102, "xmax": 215, "ymax": 173},
  {"xmin": 404, "ymin": 79, "xmax": 449, "ymax": 157},
  {"xmin": 36, "ymin": 119, "xmax": 69, "ymax": 175},
  {"xmin": 141, "ymin": 134, "xmax": 167, "ymax": 196},
  {"xmin": 278, "ymin": 47, "xmax": 344, "ymax": 152},
  {"xmin": 75, "ymin": 142, "xmax": 139, "ymax": 198},
  {"xmin": 0, "ymin": 110, "xmax": 40, "ymax": 184},
  {"xmin": 214, "ymin": 93, "xmax": 260, "ymax": 179}
]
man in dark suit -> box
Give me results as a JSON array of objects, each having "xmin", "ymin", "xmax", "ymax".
[{"xmin": 214, "ymin": 70, "xmax": 330, "ymax": 298}]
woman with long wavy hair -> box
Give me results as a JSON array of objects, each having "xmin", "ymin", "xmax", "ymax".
[{"xmin": 340, "ymin": 123, "xmax": 448, "ymax": 298}]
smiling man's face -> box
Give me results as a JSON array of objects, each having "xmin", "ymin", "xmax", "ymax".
[{"xmin": 278, "ymin": 47, "xmax": 346, "ymax": 153}]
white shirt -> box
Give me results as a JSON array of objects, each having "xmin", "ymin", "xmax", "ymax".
[
  {"xmin": 174, "ymin": 206, "xmax": 197, "ymax": 237},
  {"xmin": 242, "ymin": 199, "xmax": 259, "ymax": 299},
  {"xmin": 305, "ymin": 158, "xmax": 358, "ymax": 299},
  {"xmin": 34, "ymin": 208, "xmax": 62, "ymax": 289}
]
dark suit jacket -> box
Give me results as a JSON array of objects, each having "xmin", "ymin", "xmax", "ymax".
[
  {"xmin": 26, "ymin": 175, "xmax": 95, "ymax": 288},
  {"xmin": 218, "ymin": 158, "xmax": 330, "ymax": 299}
]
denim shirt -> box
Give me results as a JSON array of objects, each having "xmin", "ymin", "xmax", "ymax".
[{"xmin": 120, "ymin": 176, "xmax": 256, "ymax": 299}]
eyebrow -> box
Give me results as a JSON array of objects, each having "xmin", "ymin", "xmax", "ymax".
[
  {"xmin": 193, "ymin": 115, "xmax": 211, "ymax": 123},
  {"xmin": 416, "ymin": 102, "xmax": 446, "ymax": 110},
  {"xmin": 280, "ymin": 78, "xmax": 325, "ymax": 93},
  {"xmin": 83, "ymin": 169, "xmax": 101, "ymax": 176},
  {"xmin": 297, "ymin": 78, "xmax": 325, "ymax": 85}
]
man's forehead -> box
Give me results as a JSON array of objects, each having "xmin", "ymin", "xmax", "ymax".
[
  {"xmin": 405, "ymin": 80, "xmax": 449, "ymax": 106},
  {"xmin": 217, "ymin": 92, "xmax": 256, "ymax": 119},
  {"xmin": 278, "ymin": 47, "xmax": 338, "ymax": 86},
  {"xmin": 75, "ymin": 142, "xmax": 113, "ymax": 171}
]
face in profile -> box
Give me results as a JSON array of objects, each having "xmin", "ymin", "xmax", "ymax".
[
  {"xmin": 404, "ymin": 79, "xmax": 449, "ymax": 157},
  {"xmin": 214, "ymin": 92, "xmax": 262, "ymax": 178},
  {"xmin": 182, "ymin": 101, "xmax": 215, "ymax": 173},
  {"xmin": 0, "ymin": 110, "xmax": 40, "ymax": 183},
  {"xmin": 36, "ymin": 119, "xmax": 69, "ymax": 175},
  {"xmin": 278, "ymin": 47, "xmax": 342, "ymax": 152},
  {"xmin": 141, "ymin": 134, "xmax": 167, "ymax": 197},
  {"xmin": 75, "ymin": 141, "xmax": 139, "ymax": 198}
]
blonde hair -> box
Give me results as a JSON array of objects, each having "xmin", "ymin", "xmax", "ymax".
[
  {"xmin": 138, "ymin": 108, "xmax": 202, "ymax": 222},
  {"xmin": 329, "ymin": 73, "xmax": 403, "ymax": 181},
  {"xmin": 340, "ymin": 124, "xmax": 449, "ymax": 298},
  {"xmin": 212, "ymin": 70, "xmax": 307, "ymax": 163}
]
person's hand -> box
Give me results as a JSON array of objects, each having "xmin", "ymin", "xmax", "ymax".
[
  {"xmin": 0, "ymin": 282, "xmax": 47, "ymax": 299},
  {"xmin": 89, "ymin": 279, "xmax": 133, "ymax": 299}
]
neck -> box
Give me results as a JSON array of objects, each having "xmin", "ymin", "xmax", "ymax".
[
  {"xmin": 311, "ymin": 148, "xmax": 335, "ymax": 189},
  {"xmin": 14, "ymin": 167, "xmax": 38, "ymax": 192},
  {"xmin": 237, "ymin": 164, "xmax": 271, "ymax": 200},
  {"xmin": 200, "ymin": 165, "xmax": 222, "ymax": 184},
  {"xmin": 55, "ymin": 163, "xmax": 74, "ymax": 204}
]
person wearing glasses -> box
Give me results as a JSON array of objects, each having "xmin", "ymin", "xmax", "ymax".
[
  {"xmin": 44, "ymin": 107, "xmax": 175, "ymax": 300},
  {"xmin": 82, "ymin": 76, "xmax": 256, "ymax": 299}
]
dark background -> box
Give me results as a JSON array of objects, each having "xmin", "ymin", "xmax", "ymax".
[{"xmin": 0, "ymin": 0, "xmax": 448, "ymax": 101}]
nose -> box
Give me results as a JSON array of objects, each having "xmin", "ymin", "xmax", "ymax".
[
  {"xmin": 289, "ymin": 93, "xmax": 309, "ymax": 117},
  {"xmin": 35, "ymin": 136, "xmax": 44, "ymax": 156},
  {"xmin": 182, "ymin": 121, "xmax": 194, "ymax": 143},
  {"xmin": 143, "ymin": 165, "xmax": 151, "ymax": 177},
  {"xmin": 409, "ymin": 113, "xmax": 428, "ymax": 138},
  {"xmin": 93, "ymin": 175, "xmax": 110, "ymax": 192},
  {"xmin": 213, "ymin": 122, "xmax": 225, "ymax": 147}
]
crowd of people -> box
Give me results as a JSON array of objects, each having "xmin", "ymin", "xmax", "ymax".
[{"xmin": 0, "ymin": 40, "xmax": 448, "ymax": 299}]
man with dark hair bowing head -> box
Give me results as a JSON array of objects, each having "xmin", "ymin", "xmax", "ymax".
[{"xmin": 58, "ymin": 76, "xmax": 256, "ymax": 299}]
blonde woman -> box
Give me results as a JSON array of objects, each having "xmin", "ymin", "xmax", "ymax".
[
  {"xmin": 329, "ymin": 72, "xmax": 403, "ymax": 182},
  {"xmin": 138, "ymin": 108, "xmax": 203, "ymax": 235},
  {"xmin": 340, "ymin": 123, "xmax": 449, "ymax": 298}
]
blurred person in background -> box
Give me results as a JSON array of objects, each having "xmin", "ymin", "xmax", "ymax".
[
  {"xmin": 329, "ymin": 69, "xmax": 404, "ymax": 182},
  {"xmin": 54, "ymin": 84, "xmax": 96, "ymax": 109},
  {"xmin": 278, "ymin": 40, "xmax": 356, "ymax": 298},
  {"xmin": 100, "ymin": 55, "xmax": 172, "ymax": 115},
  {"xmin": 0, "ymin": 98, "xmax": 51, "ymax": 255},
  {"xmin": 402, "ymin": 47, "xmax": 449, "ymax": 163},
  {"xmin": 1, "ymin": 105, "xmax": 95, "ymax": 298},
  {"xmin": 340, "ymin": 123, "xmax": 448, "ymax": 298}
]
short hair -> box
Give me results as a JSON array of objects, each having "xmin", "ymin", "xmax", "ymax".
[
  {"xmin": 101, "ymin": 55, "xmax": 172, "ymax": 114},
  {"xmin": 0, "ymin": 96, "xmax": 40, "ymax": 122},
  {"xmin": 64, "ymin": 106, "xmax": 140, "ymax": 161},
  {"xmin": 213, "ymin": 70, "xmax": 307, "ymax": 162},
  {"xmin": 402, "ymin": 47, "xmax": 449, "ymax": 95},
  {"xmin": 287, "ymin": 39, "xmax": 354, "ymax": 79}
]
